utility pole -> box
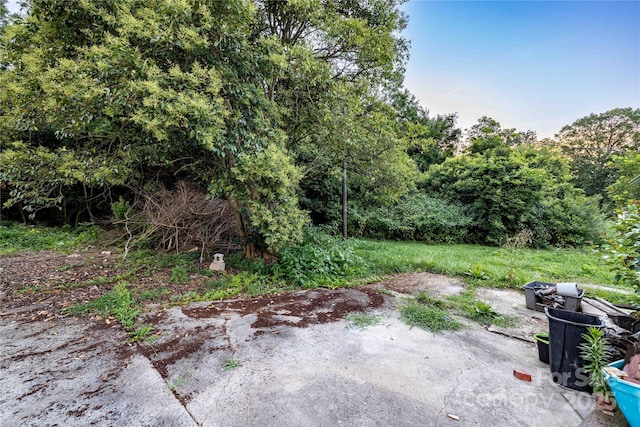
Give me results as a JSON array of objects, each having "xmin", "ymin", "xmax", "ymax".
[{"xmin": 342, "ymin": 157, "xmax": 347, "ymax": 240}]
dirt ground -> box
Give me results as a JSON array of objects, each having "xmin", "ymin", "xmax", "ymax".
[
  {"xmin": 1, "ymin": 249, "xmax": 624, "ymax": 427},
  {"xmin": 0, "ymin": 249, "xmax": 220, "ymax": 320},
  {"xmin": 0, "ymin": 250, "xmax": 461, "ymax": 323}
]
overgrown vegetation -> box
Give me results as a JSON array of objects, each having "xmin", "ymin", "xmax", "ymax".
[
  {"xmin": 0, "ymin": 221, "xmax": 102, "ymax": 255},
  {"xmin": 277, "ymin": 227, "xmax": 367, "ymax": 288},
  {"xmin": 422, "ymin": 137, "xmax": 605, "ymax": 247},
  {"xmin": 2, "ymin": 2, "xmax": 635, "ymax": 256},
  {"xmin": 399, "ymin": 290, "xmax": 515, "ymax": 333},
  {"xmin": 348, "ymin": 194, "xmax": 472, "ymax": 243},
  {"xmin": 64, "ymin": 281, "xmax": 154, "ymax": 342},
  {"xmin": 600, "ymin": 202, "xmax": 640, "ymax": 294}
]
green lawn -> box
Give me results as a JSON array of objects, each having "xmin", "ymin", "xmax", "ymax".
[{"xmin": 353, "ymin": 239, "xmax": 616, "ymax": 288}]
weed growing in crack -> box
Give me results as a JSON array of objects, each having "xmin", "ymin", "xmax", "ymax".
[
  {"xmin": 223, "ymin": 358, "xmax": 241, "ymax": 371},
  {"xmin": 400, "ymin": 300, "xmax": 463, "ymax": 333},
  {"xmin": 167, "ymin": 373, "xmax": 189, "ymax": 391},
  {"xmin": 345, "ymin": 312, "xmax": 383, "ymax": 330}
]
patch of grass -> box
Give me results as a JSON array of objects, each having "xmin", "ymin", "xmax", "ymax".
[
  {"xmin": 165, "ymin": 270, "xmax": 286, "ymax": 305},
  {"xmin": 222, "ymin": 358, "xmax": 241, "ymax": 371},
  {"xmin": 170, "ymin": 291, "xmax": 201, "ymax": 304},
  {"xmin": 447, "ymin": 290, "xmax": 517, "ymax": 328},
  {"xmin": 400, "ymin": 300, "xmax": 463, "ymax": 332},
  {"xmin": 119, "ymin": 250, "xmax": 201, "ymax": 278},
  {"xmin": 169, "ymin": 270, "xmax": 271, "ymax": 305},
  {"xmin": 414, "ymin": 292, "xmax": 448, "ymax": 309},
  {"xmin": 17, "ymin": 284, "xmax": 41, "ymax": 294},
  {"xmin": 345, "ymin": 312, "xmax": 383, "ymax": 330},
  {"xmin": 0, "ymin": 222, "xmax": 102, "ymax": 255},
  {"xmin": 401, "ymin": 290, "xmax": 516, "ymax": 331},
  {"xmin": 353, "ymin": 240, "xmax": 618, "ymax": 290},
  {"xmin": 135, "ymin": 287, "xmax": 169, "ymax": 302},
  {"xmin": 169, "ymin": 266, "xmax": 190, "ymax": 284},
  {"xmin": 584, "ymin": 287, "xmax": 640, "ymax": 307},
  {"xmin": 64, "ymin": 281, "xmax": 154, "ymax": 341}
]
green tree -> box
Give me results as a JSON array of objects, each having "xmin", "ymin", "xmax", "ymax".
[
  {"xmin": 606, "ymin": 152, "xmax": 640, "ymax": 207},
  {"xmin": 392, "ymin": 90, "xmax": 461, "ymax": 172},
  {"xmin": 555, "ymin": 107, "xmax": 640, "ymax": 202},
  {"xmin": 0, "ymin": 0, "xmax": 411, "ymax": 256},
  {"xmin": 465, "ymin": 116, "xmax": 537, "ymax": 148},
  {"xmin": 0, "ymin": 0, "xmax": 300, "ymax": 255},
  {"xmin": 600, "ymin": 202, "xmax": 640, "ymax": 293},
  {"xmin": 251, "ymin": 1, "xmax": 413, "ymax": 234},
  {"xmin": 423, "ymin": 135, "xmax": 604, "ymax": 247},
  {"xmin": 0, "ymin": 1, "xmax": 8, "ymax": 26}
]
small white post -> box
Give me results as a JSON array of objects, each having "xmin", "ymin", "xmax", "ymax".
[{"xmin": 209, "ymin": 253, "xmax": 225, "ymax": 271}]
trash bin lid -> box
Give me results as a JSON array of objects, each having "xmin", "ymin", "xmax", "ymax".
[{"xmin": 544, "ymin": 307, "xmax": 604, "ymax": 328}]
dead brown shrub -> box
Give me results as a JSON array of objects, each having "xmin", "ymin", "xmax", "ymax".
[{"xmin": 118, "ymin": 181, "xmax": 239, "ymax": 261}]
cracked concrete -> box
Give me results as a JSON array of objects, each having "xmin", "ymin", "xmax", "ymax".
[{"xmin": 1, "ymin": 284, "xmax": 611, "ymax": 426}]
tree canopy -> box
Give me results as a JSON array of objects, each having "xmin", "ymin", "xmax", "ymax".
[
  {"xmin": 0, "ymin": 0, "xmax": 411, "ymax": 256},
  {"xmin": 0, "ymin": 1, "xmax": 630, "ymax": 255},
  {"xmin": 555, "ymin": 107, "xmax": 640, "ymax": 201}
]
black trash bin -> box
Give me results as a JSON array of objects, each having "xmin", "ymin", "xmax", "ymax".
[{"xmin": 545, "ymin": 307, "xmax": 604, "ymax": 392}]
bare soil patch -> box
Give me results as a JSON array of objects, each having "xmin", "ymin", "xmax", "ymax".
[{"xmin": 0, "ymin": 249, "xmax": 219, "ymax": 320}]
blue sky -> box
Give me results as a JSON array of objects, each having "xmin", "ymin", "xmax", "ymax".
[
  {"xmin": 5, "ymin": 0, "xmax": 639, "ymax": 138},
  {"xmin": 401, "ymin": 1, "xmax": 640, "ymax": 137}
]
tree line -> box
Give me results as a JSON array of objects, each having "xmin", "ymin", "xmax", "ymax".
[{"xmin": 1, "ymin": 1, "xmax": 638, "ymax": 258}]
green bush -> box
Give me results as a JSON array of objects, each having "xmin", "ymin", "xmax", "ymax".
[
  {"xmin": 348, "ymin": 194, "xmax": 472, "ymax": 243},
  {"xmin": 600, "ymin": 202, "xmax": 640, "ymax": 293},
  {"xmin": 528, "ymin": 190, "xmax": 605, "ymax": 247},
  {"xmin": 278, "ymin": 227, "xmax": 366, "ymax": 287},
  {"xmin": 422, "ymin": 141, "xmax": 605, "ymax": 247},
  {"xmin": 606, "ymin": 152, "xmax": 640, "ymax": 208}
]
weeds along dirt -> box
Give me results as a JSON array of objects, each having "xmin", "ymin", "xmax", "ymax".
[{"xmin": 0, "ymin": 249, "xmax": 224, "ymax": 321}]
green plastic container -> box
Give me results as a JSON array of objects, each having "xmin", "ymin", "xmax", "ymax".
[{"xmin": 534, "ymin": 333, "xmax": 549, "ymax": 364}]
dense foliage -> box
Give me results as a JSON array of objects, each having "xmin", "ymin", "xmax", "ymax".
[
  {"xmin": 554, "ymin": 107, "xmax": 640, "ymax": 203},
  {"xmin": 0, "ymin": 0, "xmax": 412, "ymax": 256},
  {"xmin": 0, "ymin": 1, "xmax": 634, "ymax": 257},
  {"xmin": 422, "ymin": 131, "xmax": 604, "ymax": 247},
  {"xmin": 348, "ymin": 194, "xmax": 472, "ymax": 243},
  {"xmin": 600, "ymin": 202, "xmax": 640, "ymax": 293},
  {"xmin": 606, "ymin": 152, "xmax": 640, "ymax": 207}
]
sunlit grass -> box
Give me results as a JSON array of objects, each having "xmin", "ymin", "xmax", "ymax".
[
  {"xmin": 0, "ymin": 221, "xmax": 102, "ymax": 255},
  {"xmin": 353, "ymin": 239, "xmax": 618, "ymax": 289}
]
